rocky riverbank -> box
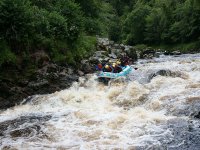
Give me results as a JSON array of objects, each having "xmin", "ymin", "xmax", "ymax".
[{"xmin": 0, "ymin": 38, "xmax": 193, "ymax": 110}]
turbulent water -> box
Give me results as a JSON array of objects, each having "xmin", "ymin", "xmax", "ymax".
[{"xmin": 0, "ymin": 54, "xmax": 200, "ymax": 150}]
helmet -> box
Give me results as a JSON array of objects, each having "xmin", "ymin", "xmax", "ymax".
[
  {"xmin": 112, "ymin": 63, "xmax": 116, "ymax": 67},
  {"xmin": 116, "ymin": 61, "xmax": 121, "ymax": 65},
  {"xmin": 105, "ymin": 65, "xmax": 109, "ymax": 69},
  {"xmin": 98, "ymin": 64, "xmax": 102, "ymax": 69}
]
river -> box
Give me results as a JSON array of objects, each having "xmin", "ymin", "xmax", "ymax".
[{"xmin": 0, "ymin": 54, "xmax": 200, "ymax": 149}]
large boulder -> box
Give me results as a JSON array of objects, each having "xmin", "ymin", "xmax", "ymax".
[
  {"xmin": 126, "ymin": 47, "xmax": 138, "ymax": 62},
  {"xmin": 140, "ymin": 49, "xmax": 156, "ymax": 59},
  {"xmin": 30, "ymin": 51, "xmax": 50, "ymax": 67}
]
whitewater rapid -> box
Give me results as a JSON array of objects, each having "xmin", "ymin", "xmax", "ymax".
[{"xmin": 0, "ymin": 54, "xmax": 200, "ymax": 149}]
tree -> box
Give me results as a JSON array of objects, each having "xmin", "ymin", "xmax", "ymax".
[
  {"xmin": 0, "ymin": 0, "xmax": 33, "ymax": 52},
  {"xmin": 122, "ymin": 2, "xmax": 150, "ymax": 45},
  {"xmin": 170, "ymin": 0, "xmax": 200, "ymax": 43}
]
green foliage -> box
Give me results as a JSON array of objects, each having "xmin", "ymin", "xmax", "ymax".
[
  {"xmin": 72, "ymin": 35, "xmax": 97, "ymax": 62},
  {"xmin": 0, "ymin": 0, "xmax": 33, "ymax": 51},
  {"xmin": 170, "ymin": 0, "xmax": 200, "ymax": 43},
  {"xmin": 84, "ymin": 18, "xmax": 102, "ymax": 35},
  {"xmin": 109, "ymin": 0, "xmax": 200, "ymax": 52},
  {"xmin": 47, "ymin": 11, "xmax": 68, "ymax": 40},
  {"xmin": 134, "ymin": 44, "xmax": 148, "ymax": 50},
  {"xmin": 75, "ymin": 0, "xmax": 100, "ymax": 18},
  {"xmin": 145, "ymin": 8, "xmax": 166, "ymax": 44},
  {"xmin": 122, "ymin": 2, "xmax": 150, "ymax": 45},
  {"xmin": 51, "ymin": 35, "xmax": 97, "ymax": 65},
  {"xmin": 55, "ymin": 0, "xmax": 84, "ymax": 41},
  {"xmin": 0, "ymin": 41, "xmax": 16, "ymax": 66},
  {"xmin": 152, "ymin": 41, "xmax": 200, "ymax": 53},
  {"xmin": 109, "ymin": 0, "xmax": 135, "ymax": 16},
  {"xmin": 0, "ymin": 0, "xmax": 92, "ymax": 67},
  {"xmin": 0, "ymin": 0, "xmax": 199, "ymax": 69},
  {"xmin": 108, "ymin": 17, "xmax": 122, "ymax": 42}
]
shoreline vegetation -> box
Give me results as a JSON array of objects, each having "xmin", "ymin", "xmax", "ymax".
[{"xmin": 0, "ymin": 0, "xmax": 200, "ymax": 67}]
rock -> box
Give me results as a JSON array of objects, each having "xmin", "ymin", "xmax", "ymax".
[
  {"xmin": 67, "ymin": 68, "xmax": 74, "ymax": 75},
  {"xmin": 155, "ymin": 51, "xmax": 164, "ymax": 58},
  {"xmin": 140, "ymin": 49, "xmax": 156, "ymax": 59},
  {"xmin": 46, "ymin": 63, "xmax": 58, "ymax": 72},
  {"xmin": 17, "ymin": 79, "xmax": 29, "ymax": 86},
  {"xmin": 164, "ymin": 50, "xmax": 182, "ymax": 55},
  {"xmin": 110, "ymin": 41, "xmax": 114, "ymax": 45},
  {"xmin": 28, "ymin": 79, "xmax": 49, "ymax": 89},
  {"xmin": 30, "ymin": 51, "xmax": 50, "ymax": 67},
  {"xmin": 113, "ymin": 44, "xmax": 121, "ymax": 49},
  {"xmin": 0, "ymin": 97, "xmax": 10, "ymax": 110},
  {"xmin": 46, "ymin": 73, "xmax": 60, "ymax": 80},
  {"xmin": 164, "ymin": 50, "xmax": 171, "ymax": 55},
  {"xmin": 110, "ymin": 49, "xmax": 123, "ymax": 57},
  {"xmin": 97, "ymin": 38, "xmax": 110, "ymax": 51},
  {"xmin": 172, "ymin": 50, "xmax": 182, "ymax": 55},
  {"xmin": 126, "ymin": 47, "xmax": 138, "ymax": 62},
  {"xmin": 0, "ymin": 82, "xmax": 12, "ymax": 97},
  {"xmin": 0, "ymin": 115, "xmax": 52, "ymax": 137},
  {"xmin": 103, "ymin": 57, "xmax": 110, "ymax": 62},
  {"xmin": 77, "ymin": 70, "xmax": 84, "ymax": 76},
  {"xmin": 94, "ymin": 51, "xmax": 108, "ymax": 57},
  {"xmin": 59, "ymin": 69, "xmax": 68, "ymax": 76},
  {"xmin": 108, "ymin": 53, "xmax": 117, "ymax": 59},
  {"xmin": 80, "ymin": 61, "xmax": 94, "ymax": 74},
  {"xmin": 148, "ymin": 69, "xmax": 188, "ymax": 82}
]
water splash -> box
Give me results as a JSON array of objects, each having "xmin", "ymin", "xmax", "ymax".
[{"xmin": 0, "ymin": 54, "xmax": 200, "ymax": 149}]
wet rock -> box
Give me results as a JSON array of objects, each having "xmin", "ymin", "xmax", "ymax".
[
  {"xmin": 2, "ymin": 145, "xmax": 18, "ymax": 150},
  {"xmin": 148, "ymin": 69, "xmax": 188, "ymax": 81},
  {"xmin": 155, "ymin": 51, "xmax": 164, "ymax": 58},
  {"xmin": 10, "ymin": 126, "xmax": 37, "ymax": 138},
  {"xmin": 126, "ymin": 47, "xmax": 138, "ymax": 62},
  {"xmin": 163, "ymin": 50, "xmax": 172, "ymax": 55},
  {"xmin": 94, "ymin": 51, "xmax": 108, "ymax": 57},
  {"xmin": 80, "ymin": 60, "xmax": 94, "ymax": 74},
  {"xmin": 28, "ymin": 79, "xmax": 49, "ymax": 89},
  {"xmin": 140, "ymin": 49, "xmax": 156, "ymax": 59},
  {"xmin": 171, "ymin": 50, "xmax": 182, "ymax": 55},
  {"xmin": 164, "ymin": 50, "xmax": 182, "ymax": 56},
  {"xmin": 77, "ymin": 70, "xmax": 84, "ymax": 76},
  {"xmin": 108, "ymin": 53, "xmax": 117, "ymax": 59},
  {"xmin": 0, "ymin": 115, "xmax": 51, "ymax": 138}
]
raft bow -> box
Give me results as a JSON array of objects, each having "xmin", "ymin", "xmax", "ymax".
[{"xmin": 97, "ymin": 65, "xmax": 132, "ymax": 79}]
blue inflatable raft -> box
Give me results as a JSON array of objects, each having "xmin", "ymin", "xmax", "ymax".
[{"xmin": 97, "ymin": 65, "xmax": 132, "ymax": 79}]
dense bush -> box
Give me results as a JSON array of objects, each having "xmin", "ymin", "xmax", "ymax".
[
  {"xmin": 0, "ymin": 0, "xmax": 98, "ymax": 66},
  {"xmin": 0, "ymin": 0, "xmax": 33, "ymax": 52}
]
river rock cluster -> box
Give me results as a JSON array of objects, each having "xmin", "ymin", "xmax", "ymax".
[{"xmin": 0, "ymin": 38, "xmax": 184, "ymax": 109}]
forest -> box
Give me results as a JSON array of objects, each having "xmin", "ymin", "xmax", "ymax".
[{"xmin": 0, "ymin": 0, "xmax": 200, "ymax": 67}]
